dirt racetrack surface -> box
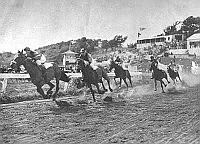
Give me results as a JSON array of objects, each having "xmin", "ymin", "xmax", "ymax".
[{"xmin": 1, "ymin": 79, "xmax": 200, "ymax": 144}]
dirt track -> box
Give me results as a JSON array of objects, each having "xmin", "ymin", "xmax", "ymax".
[{"xmin": 1, "ymin": 80, "xmax": 200, "ymax": 144}]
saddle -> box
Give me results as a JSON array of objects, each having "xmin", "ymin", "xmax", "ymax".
[{"xmin": 38, "ymin": 64, "xmax": 46, "ymax": 74}]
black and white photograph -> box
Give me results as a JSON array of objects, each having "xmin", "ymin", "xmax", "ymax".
[{"xmin": 1, "ymin": 0, "xmax": 200, "ymax": 143}]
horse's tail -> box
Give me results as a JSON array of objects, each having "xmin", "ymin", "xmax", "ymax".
[{"xmin": 60, "ymin": 71, "xmax": 71, "ymax": 82}]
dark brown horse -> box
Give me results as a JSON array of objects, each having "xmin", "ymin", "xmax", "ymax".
[
  {"xmin": 167, "ymin": 66, "xmax": 182, "ymax": 85},
  {"xmin": 150, "ymin": 62, "xmax": 170, "ymax": 93},
  {"xmin": 109, "ymin": 59, "xmax": 132, "ymax": 89},
  {"xmin": 76, "ymin": 58, "xmax": 113, "ymax": 102},
  {"xmin": 10, "ymin": 50, "xmax": 71, "ymax": 101}
]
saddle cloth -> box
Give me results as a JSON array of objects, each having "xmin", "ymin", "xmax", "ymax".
[{"xmin": 43, "ymin": 62, "xmax": 53, "ymax": 69}]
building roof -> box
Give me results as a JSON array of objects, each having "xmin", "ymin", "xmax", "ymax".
[
  {"xmin": 187, "ymin": 33, "xmax": 200, "ymax": 40},
  {"xmin": 62, "ymin": 50, "xmax": 78, "ymax": 55}
]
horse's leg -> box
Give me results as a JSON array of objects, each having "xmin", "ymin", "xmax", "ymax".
[
  {"xmin": 95, "ymin": 82, "xmax": 105, "ymax": 94},
  {"xmin": 160, "ymin": 80, "xmax": 165, "ymax": 93},
  {"xmin": 154, "ymin": 79, "xmax": 157, "ymax": 91},
  {"xmin": 100, "ymin": 80, "xmax": 108, "ymax": 92},
  {"xmin": 52, "ymin": 79, "xmax": 59, "ymax": 101},
  {"xmin": 89, "ymin": 84, "xmax": 96, "ymax": 102},
  {"xmin": 123, "ymin": 78, "xmax": 129, "ymax": 90},
  {"xmin": 36, "ymin": 85, "xmax": 48, "ymax": 99},
  {"xmin": 162, "ymin": 79, "xmax": 167, "ymax": 87},
  {"xmin": 165, "ymin": 74, "xmax": 170, "ymax": 84},
  {"xmin": 128, "ymin": 76, "xmax": 132, "ymax": 87},
  {"xmin": 173, "ymin": 79, "xmax": 176, "ymax": 85},
  {"xmin": 103, "ymin": 75, "xmax": 113, "ymax": 92},
  {"xmin": 177, "ymin": 73, "xmax": 182, "ymax": 82},
  {"xmin": 107, "ymin": 79, "xmax": 113, "ymax": 92},
  {"xmin": 114, "ymin": 77, "xmax": 118, "ymax": 86},
  {"xmin": 119, "ymin": 78, "xmax": 122, "ymax": 87},
  {"xmin": 126, "ymin": 71, "xmax": 132, "ymax": 87},
  {"xmin": 46, "ymin": 81, "xmax": 55, "ymax": 96}
]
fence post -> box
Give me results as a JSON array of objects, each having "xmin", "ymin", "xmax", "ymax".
[{"xmin": 0, "ymin": 78, "xmax": 7, "ymax": 93}]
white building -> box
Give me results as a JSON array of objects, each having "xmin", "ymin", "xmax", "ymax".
[
  {"xmin": 62, "ymin": 50, "xmax": 78, "ymax": 70},
  {"xmin": 137, "ymin": 34, "xmax": 185, "ymax": 49},
  {"xmin": 187, "ymin": 33, "xmax": 200, "ymax": 56}
]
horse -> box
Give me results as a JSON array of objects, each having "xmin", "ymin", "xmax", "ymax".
[
  {"xmin": 167, "ymin": 66, "xmax": 182, "ymax": 85},
  {"xmin": 76, "ymin": 58, "xmax": 113, "ymax": 102},
  {"xmin": 10, "ymin": 50, "xmax": 71, "ymax": 101},
  {"xmin": 150, "ymin": 62, "xmax": 170, "ymax": 93},
  {"xmin": 109, "ymin": 59, "xmax": 132, "ymax": 89}
]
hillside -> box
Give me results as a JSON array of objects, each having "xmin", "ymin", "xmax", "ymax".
[
  {"xmin": 0, "ymin": 41, "xmax": 71, "ymax": 67},
  {"xmin": 1, "ymin": 40, "xmax": 134, "ymax": 67},
  {"xmin": 0, "ymin": 52, "xmax": 15, "ymax": 66}
]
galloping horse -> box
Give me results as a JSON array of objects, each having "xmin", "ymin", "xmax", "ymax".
[
  {"xmin": 167, "ymin": 66, "xmax": 182, "ymax": 85},
  {"xmin": 76, "ymin": 58, "xmax": 113, "ymax": 102},
  {"xmin": 10, "ymin": 50, "xmax": 71, "ymax": 101},
  {"xmin": 150, "ymin": 62, "xmax": 170, "ymax": 93},
  {"xmin": 109, "ymin": 59, "xmax": 132, "ymax": 89}
]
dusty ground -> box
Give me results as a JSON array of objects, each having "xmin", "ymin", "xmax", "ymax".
[{"xmin": 1, "ymin": 74, "xmax": 200, "ymax": 144}]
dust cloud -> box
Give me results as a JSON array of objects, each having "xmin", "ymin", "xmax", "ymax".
[{"xmin": 179, "ymin": 72, "xmax": 200, "ymax": 87}]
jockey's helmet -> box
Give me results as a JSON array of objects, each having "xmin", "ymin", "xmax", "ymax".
[{"xmin": 24, "ymin": 47, "xmax": 31, "ymax": 51}]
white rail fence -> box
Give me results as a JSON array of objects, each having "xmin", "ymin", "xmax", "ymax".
[{"xmin": 0, "ymin": 72, "xmax": 143, "ymax": 93}]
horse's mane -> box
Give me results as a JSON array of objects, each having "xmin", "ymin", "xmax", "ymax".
[{"xmin": 13, "ymin": 52, "xmax": 20, "ymax": 61}]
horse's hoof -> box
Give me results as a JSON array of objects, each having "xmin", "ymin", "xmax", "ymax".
[
  {"xmin": 154, "ymin": 89, "xmax": 157, "ymax": 91},
  {"xmin": 162, "ymin": 91, "xmax": 165, "ymax": 93},
  {"xmin": 104, "ymin": 89, "xmax": 108, "ymax": 92},
  {"xmin": 110, "ymin": 89, "xmax": 113, "ymax": 92}
]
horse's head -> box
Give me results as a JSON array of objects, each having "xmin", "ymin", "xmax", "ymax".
[
  {"xmin": 109, "ymin": 59, "xmax": 116, "ymax": 72},
  {"xmin": 76, "ymin": 58, "xmax": 86, "ymax": 70},
  {"xmin": 10, "ymin": 50, "xmax": 26, "ymax": 72}
]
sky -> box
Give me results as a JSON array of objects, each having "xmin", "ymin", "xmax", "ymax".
[{"xmin": 0, "ymin": 0, "xmax": 200, "ymax": 53}]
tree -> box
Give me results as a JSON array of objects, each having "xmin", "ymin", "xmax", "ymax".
[
  {"xmin": 101, "ymin": 40, "xmax": 110, "ymax": 52},
  {"xmin": 108, "ymin": 35, "xmax": 128, "ymax": 51},
  {"xmin": 164, "ymin": 21, "xmax": 181, "ymax": 35},
  {"xmin": 179, "ymin": 16, "xmax": 200, "ymax": 38},
  {"xmin": 113, "ymin": 35, "xmax": 128, "ymax": 47},
  {"xmin": 163, "ymin": 16, "xmax": 200, "ymax": 38}
]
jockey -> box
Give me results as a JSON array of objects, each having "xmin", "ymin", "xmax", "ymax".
[
  {"xmin": 168, "ymin": 59, "xmax": 178, "ymax": 72},
  {"xmin": 79, "ymin": 48, "xmax": 98, "ymax": 70},
  {"xmin": 24, "ymin": 47, "xmax": 46, "ymax": 73},
  {"xmin": 79, "ymin": 48, "xmax": 93, "ymax": 65},
  {"xmin": 150, "ymin": 56, "xmax": 158, "ymax": 79}
]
